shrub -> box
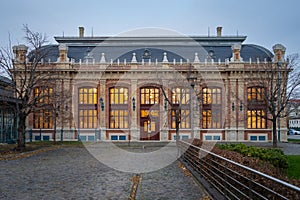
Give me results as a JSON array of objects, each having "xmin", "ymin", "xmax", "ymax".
[{"xmin": 217, "ymin": 143, "xmax": 288, "ymax": 169}]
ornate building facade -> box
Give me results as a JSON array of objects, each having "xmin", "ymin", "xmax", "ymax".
[{"xmin": 13, "ymin": 27, "xmax": 288, "ymax": 142}]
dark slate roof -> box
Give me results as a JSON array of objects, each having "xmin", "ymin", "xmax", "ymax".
[
  {"xmin": 31, "ymin": 37, "xmax": 274, "ymax": 63},
  {"xmin": 28, "ymin": 45, "xmax": 59, "ymax": 62}
]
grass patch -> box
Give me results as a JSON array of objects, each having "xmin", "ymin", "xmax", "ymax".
[
  {"xmin": 0, "ymin": 141, "xmax": 84, "ymax": 153},
  {"xmin": 288, "ymin": 138, "xmax": 300, "ymax": 144},
  {"xmin": 28, "ymin": 140, "xmax": 84, "ymax": 147},
  {"xmin": 287, "ymin": 155, "xmax": 300, "ymax": 179}
]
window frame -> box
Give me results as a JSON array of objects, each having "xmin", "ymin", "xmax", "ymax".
[
  {"xmin": 202, "ymin": 87, "xmax": 222, "ymax": 129},
  {"xmin": 109, "ymin": 87, "xmax": 129, "ymax": 129},
  {"xmin": 171, "ymin": 87, "xmax": 190, "ymax": 129},
  {"xmin": 247, "ymin": 86, "xmax": 267, "ymax": 129},
  {"xmin": 33, "ymin": 87, "xmax": 54, "ymax": 129},
  {"xmin": 78, "ymin": 87, "xmax": 98, "ymax": 129}
]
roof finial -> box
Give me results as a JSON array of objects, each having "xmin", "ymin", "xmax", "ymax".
[
  {"xmin": 194, "ymin": 52, "xmax": 200, "ymax": 63},
  {"xmin": 100, "ymin": 53, "xmax": 106, "ymax": 63},
  {"xmin": 162, "ymin": 52, "xmax": 169, "ymax": 63},
  {"xmin": 131, "ymin": 52, "xmax": 137, "ymax": 63}
]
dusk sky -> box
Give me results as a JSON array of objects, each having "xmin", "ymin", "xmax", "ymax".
[{"xmin": 1, "ymin": 0, "xmax": 300, "ymax": 55}]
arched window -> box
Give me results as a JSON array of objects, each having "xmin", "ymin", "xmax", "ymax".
[
  {"xmin": 171, "ymin": 87, "xmax": 190, "ymax": 129},
  {"xmin": 202, "ymin": 87, "xmax": 222, "ymax": 129},
  {"xmin": 78, "ymin": 87, "xmax": 97, "ymax": 129},
  {"xmin": 247, "ymin": 86, "xmax": 266, "ymax": 129},
  {"xmin": 109, "ymin": 87, "xmax": 129, "ymax": 129}
]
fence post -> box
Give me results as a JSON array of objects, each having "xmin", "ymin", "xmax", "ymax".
[
  {"xmin": 61, "ymin": 128, "xmax": 63, "ymax": 142},
  {"xmin": 30, "ymin": 128, "xmax": 32, "ymax": 143},
  {"xmin": 78, "ymin": 128, "xmax": 81, "ymax": 142},
  {"xmin": 39, "ymin": 128, "xmax": 42, "ymax": 141}
]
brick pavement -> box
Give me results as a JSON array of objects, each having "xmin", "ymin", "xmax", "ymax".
[{"xmin": 0, "ymin": 145, "xmax": 208, "ymax": 200}]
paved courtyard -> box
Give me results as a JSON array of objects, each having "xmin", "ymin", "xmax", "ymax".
[{"xmin": 0, "ymin": 144, "xmax": 207, "ymax": 200}]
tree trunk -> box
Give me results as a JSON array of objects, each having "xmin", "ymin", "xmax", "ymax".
[
  {"xmin": 17, "ymin": 112, "xmax": 26, "ymax": 149},
  {"xmin": 272, "ymin": 119, "xmax": 278, "ymax": 148},
  {"xmin": 175, "ymin": 109, "xmax": 180, "ymax": 146}
]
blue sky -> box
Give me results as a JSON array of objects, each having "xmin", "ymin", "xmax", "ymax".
[{"xmin": 1, "ymin": 0, "xmax": 300, "ymax": 55}]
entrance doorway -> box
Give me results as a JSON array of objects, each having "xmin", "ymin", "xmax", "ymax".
[{"xmin": 140, "ymin": 87, "xmax": 160, "ymax": 140}]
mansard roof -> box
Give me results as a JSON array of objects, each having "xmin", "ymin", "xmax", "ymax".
[{"xmin": 33, "ymin": 35, "xmax": 274, "ymax": 63}]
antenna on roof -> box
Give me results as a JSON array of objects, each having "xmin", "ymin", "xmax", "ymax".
[
  {"xmin": 91, "ymin": 27, "xmax": 94, "ymax": 37},
  {"xmin": 237, "ymin": 30, "xmax": 239, "ymax": 36},
  {"xmin": 62, "ymin": 31, "xmax": 64, "ymax": 37}
]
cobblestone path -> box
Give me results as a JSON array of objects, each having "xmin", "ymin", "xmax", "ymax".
[{"xmin": 0, "ymin": 146, "xmax": 207, "ymax": 200}]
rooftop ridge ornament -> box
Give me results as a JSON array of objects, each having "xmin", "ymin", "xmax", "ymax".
[
  {"xmin": 194, "ymin": 52, "xmax": 200, "ymax": 63},
  {"xmin": 131, "ymin": 52, "xmax": 137, "ymax": 63},
  {"xmin": 100, "ymin": 53, "xmax": 106, "ymax": 63},
  {"xmin": 162, "ymin": 52, "xmax": 169, "ymax": 63}
]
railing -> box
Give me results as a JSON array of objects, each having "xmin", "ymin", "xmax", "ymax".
[{"xmin": 178, "ymin": 140, "xmax": 300, "ymax": 200}]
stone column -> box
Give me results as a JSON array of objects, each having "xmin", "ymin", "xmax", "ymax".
[
  {"xmin": 99, "ymin": 79, "xmax": 106, "ymax": 140},
  {"xmin": 160, "ymin": 80, "xmax": 169, "ymax": 141},
  {"xmin": 237, "ymin": 76, "xmax": 245, "ymax": 141},
  {"xmin": 226, "ymin": 78, "xmax": 238, "ymax": 141},
  {"xmin": 130, "ymin": 80, "xmax": 139, "ymax": 141}
]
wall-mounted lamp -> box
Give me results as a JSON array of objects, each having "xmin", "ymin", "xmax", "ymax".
[
  {"xmin": 239, "ymin": 102, "xmax": 243, "ymax": 111},
  {"xmin": 196, "ymin": 97, "xmax": 201, "ymax": 111},
  {"xmin": 132, "ymin": 97, "xmax": 136, "ymax": 111},
  {"xmin": 232, "ymin": 102, "xmax": 235, "ymax": 111},
  {"xmin": 99, "ymin": 97, "xmax": 104, "ymax": 111},
  {"xmin": 164, "ymin": 98, "xmax": 168, "ymax": 111}
]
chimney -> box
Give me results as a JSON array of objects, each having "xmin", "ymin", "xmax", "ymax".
[
  {"xmin": 272, "ymin": 44, "xmax": 286, "ymax": 62},
  {"xmin": 217, "ymin": 27, "xmax": 222, "ymax": 37},
  {"xmin": 12, "ymin": 44, "xmax": 28, "ymax": 62},
  {"xmin": 231, "ymin": 44, "xmax": 243, "ymax": 62},
  {"xmin": 79, "ymin": 27, "xmax": 84, "ymax": 37},
  {"xmin": 58, "ymin": 44, "xmax": 68, "ymax": 62}
]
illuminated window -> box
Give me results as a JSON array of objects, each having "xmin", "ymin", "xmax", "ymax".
[
  {"xmin": 202, "ymin": 87, "xmax": 222, "ymax": 129},
  {"xmin": 141, "ymin": 88, "xmax": 159, "ymax": 105},
  {"xmin": 78, "ymin": 87, "xmax": 97, "ymax": 128},
  {"xmin": 33, "ymin": 87, "xmax": 53, "ymax": 129},
  {"xmin": 247, "ymin": 110, "xmax": 266, "ymax": 129},
  {"xmin": 171, "ymin": 88, "xmax": 190, "ymax": 104},
  {"xmin": 247, "ymin": 87, "xmax": 266, "ymax": 129},
  {"xmin": 171, "ymin": 109, "xmax": 190, "ymax": 129},
  {"xmin": 109, "ymin": 87, "xmax": 129, "ymax": 129},
  {"xmin": 171, "ymin": 87, "xmax": 190, "ymax": 129},
  {"xmin": 79, "ymin": 109, "xmax": 97, "ymax": 129},
  {"xmin": 79, "ymin": 88, "xmax": 97, "ymax": 104},
  {"xmin": 247, "ymin": 87, "xmax": 265, "ymax": 101}
]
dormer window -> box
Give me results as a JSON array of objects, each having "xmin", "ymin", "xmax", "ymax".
[{"xmin": 142, "ymin": 49, "xmax": 151, "ymax": 59}]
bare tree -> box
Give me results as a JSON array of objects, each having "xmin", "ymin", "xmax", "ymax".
[
  {"xmin": 159, "ymin": 65, "xmax": 199, "ymax": 145},
  {"xmin": 51, "ymin": 83, "xmax": 73, "ymax": 142},
  {"xmin": 0, "ymin": 25, "xmax": 54, "ymax": 149},
  {"xmin": 244, "ymin": 54, "xmax": 300, "ymax": 147}
]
